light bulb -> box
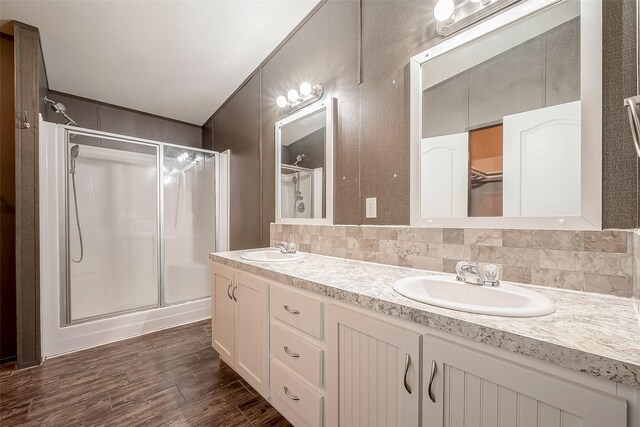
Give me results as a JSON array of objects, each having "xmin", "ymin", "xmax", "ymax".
[
  {"xmin": 434, "ymin": 0, "xmax": 455, "ymax": 23},
  {"xmin": 299, "ymin": 82, "xmax": 312, "ymax": 96},
  {"xmin": 287, "ymin": 89, "xmax": 299, "ymax": 102},
  {"xmin": 276, "ymin": 95, "xmax": 288, "ymax": 108}
]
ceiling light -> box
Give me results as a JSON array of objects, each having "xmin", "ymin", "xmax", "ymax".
[
  {"xmin": 287, "ymin": 89, "xmax": 300, "ymax": 102},
  {"xmin": 276, "ymin": 96, "xmax": 288, "ymax": 108},
  {"xmin": 434, "ymin": 0, "xmax": 455, "ymax": 23},
  {"xmin": 299, "ymin": 82, "xmax": 312, "ymax": 96}
]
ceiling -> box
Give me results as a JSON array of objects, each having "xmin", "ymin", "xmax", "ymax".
[{"xmin": 0, "ymin": 0, "xmax": 320, "ymax": 124}]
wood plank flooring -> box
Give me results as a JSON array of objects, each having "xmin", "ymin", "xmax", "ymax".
[{"xmin": 0, "ymin": 320, "xmax": 291, "ymax": 426}]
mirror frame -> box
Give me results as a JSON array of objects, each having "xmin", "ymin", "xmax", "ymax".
[
  {"xmin": 275, "ymin": 97, "xmax": 336, "ymax": 225},
  {"xmin": 409, "ymin": 0, "xmax": 602, "ymax": 230}
]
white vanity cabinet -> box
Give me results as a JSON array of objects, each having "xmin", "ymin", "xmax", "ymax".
[
  {"xmin": 422, "ymin": 333, "xmax": 628, "ymax": 427},
  {"xmin": 211, "ymin": 261, "xmax": 639, "ymax": 427},
  {"xmin": 327, "ymin": 304, "xmax": 422, "ymax": 427},
  {"xmin": 211, "ymin": 264, "xmax": 270, "ymax": 398},
  {"xmin": 268, "ymin": 283, "xmax": 327, "ymax": 427}
]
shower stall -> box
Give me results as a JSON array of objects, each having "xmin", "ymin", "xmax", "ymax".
[{"xmin": 39, "ymin": 119, "xmax": 228, "ymax": 357}]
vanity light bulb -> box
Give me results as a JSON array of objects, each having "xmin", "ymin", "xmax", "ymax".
[
  {"xmin": 276, "ymin": 96, "xmax": 288, "ymax": 108},
  {"xmin": 287, "ymin": 89, "xmax": 300, "ymax": 102},
  {"xmin": 299, "ymin": 82, "xmax": 313, "ymax": 96},
  {"xmin": 434, "ymin": 0, "xmax": 455, "ymax": 23}
]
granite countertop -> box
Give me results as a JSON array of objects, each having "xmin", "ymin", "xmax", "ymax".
[{"xmin": 210, "ymin": 249, "xmax": 640, "ymax": 389}]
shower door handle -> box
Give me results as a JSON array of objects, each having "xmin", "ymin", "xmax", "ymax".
[
  {"xmin": 624, "ymin": 95, "xmax": 640, "ymax": 158},
  {"xmin": 227, "ymin": 283, "xmax": 233, "ymax": 300},
  {"xmin": 232, "ymin": 284, "xmax": 238, "ymax": 302}
]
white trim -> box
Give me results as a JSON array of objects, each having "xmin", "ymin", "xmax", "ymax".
[
  {"xmin": 275, "ymin": 98, "xmax": 335, "ymax": 225},
  {"xmin": 410, "ymin": 0, "xmax": 602, "ymax": 230},
  {"xmin": 216, "ymin": 150, "xmax": 231, "ymax": 252}
]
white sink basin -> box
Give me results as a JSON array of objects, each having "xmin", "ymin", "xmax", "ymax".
[
  {"xmin": 240, "ymin": 249, "xmax": 305, "ymax": 262},
  {"xmin": 393, "ymin": 275, "xmax": 555, "ymax": 317}
]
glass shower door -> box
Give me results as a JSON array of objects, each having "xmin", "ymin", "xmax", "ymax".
[
  {"xmin": 67, "ymin": 132, "xmax": 160, "ymax": 322},
  {"xmin": 162, "ymin": 146, "xmax": 215, "ymax": 304}
]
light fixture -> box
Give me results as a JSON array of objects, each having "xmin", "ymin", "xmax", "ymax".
[
  {"xmin": 287, "ymin": 89, "xmax": 300, "ymax": 102},
  {"xmin": 275, "ymin": 82, "xmax": 324, "ymax": 111},
  {"xmin": 299, "ymin": 82, "xmax": 312, "ymax": 96},
  {"xmin": 434, "ymin": 0, "xmax": 455, "ymax": 23},
  {"xmin": 435, "ymin": 0, "xmax": 519, "ymax": 36},
  {"xmin": 276, "ymin": 96, "xmax": 288, "ymax": 108}
]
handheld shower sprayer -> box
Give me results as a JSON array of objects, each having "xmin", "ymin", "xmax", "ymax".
[
  {"xmin": 70, "ymin": 144, "xmax": 80, "ymax": 174},
  {"xmin": 69, "ymin": 144, "xmax": 83, "ymax": 263}
]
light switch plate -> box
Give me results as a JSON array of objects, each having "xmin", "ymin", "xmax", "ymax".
[{"xmin": 365, "ymin": 197, "xmax": 377, "ymax": 218}]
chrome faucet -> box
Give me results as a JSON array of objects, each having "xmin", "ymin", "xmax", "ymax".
[
  {"xmin": 455, "ymin": 261, "xmax": 500, "ymax": 287},
  {"xmin": 455, "ymin": 261, "xmax": 482, "ymax": 285},
  {"xmin": 274, "ymin": 241, "xmax": 297, "ymax": 254}
]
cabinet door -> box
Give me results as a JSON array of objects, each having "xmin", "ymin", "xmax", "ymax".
[
  {"xmin": 234, "ymin": 271, "xmax": 270, "ymax": 398},
  {"xmin": 212, "ymin": 265, "xmax": 235, "ymax": 367},
  {"xmin": 423, "ymin": 335, "xmax": 627, "ymax": 427},
  {"xmin": 327, "ymin": 304, "xmax": 421, "ymax": 427}
]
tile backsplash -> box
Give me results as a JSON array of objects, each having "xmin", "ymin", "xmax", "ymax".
[{"xmin": 270, "ymin": 224, "xmax": 636, "ymax": 298}]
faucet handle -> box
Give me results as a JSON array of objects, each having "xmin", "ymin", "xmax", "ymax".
[
  {"xmin": 288, "ymin": 242, "xmax": 297, "ymax": 253},
  {"xmin": 482, "ymin": 264, "xmax": 500, "ymax": 287}
]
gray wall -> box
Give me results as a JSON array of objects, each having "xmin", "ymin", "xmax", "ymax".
[
  {"xmin": 602, "ymin": 0, "xmax": 639, "ymax": 229},
  {"xmin": 212, "ymin": 72, "xmax": 263, "ymax": 250},
  {"xmin": 208, "ymin": 0, "xmax": 639, "ymax": 249},
  {"xmin": 45, "ymin": 90, "xmax": 202, "ymax": 148}
]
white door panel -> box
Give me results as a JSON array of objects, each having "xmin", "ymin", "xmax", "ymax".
[
  {"xmin": 503, "ymin": 101, "xmax": 581, "ymax": 217},
  {"xmin": 420, "ymin": 133, "xmax": 469, "ymax": 218}
]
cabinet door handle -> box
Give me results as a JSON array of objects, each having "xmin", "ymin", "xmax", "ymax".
[
  {"xmin": 283, "ymin": 305, "xmax": 300, "ymax": 315},
  {"xmin": 227, "ymin": 283, "xmax": 233, "ymax": 300},
  {"xmin": 232, "ymin": 284, "xmax": 238, "ymax": 302},
  {"xmin": 284, "ymin": 346, "xmax": 300, "ymax": 358},
  {"xmin": 283, "ymin": 386, "xmax": 300, "ymax": 401},
  {"xmin": 428, "ymin": 360, "xmax": 437, "ymax": 403},
  {"xmin": 403, "ymin": 353, "xmax": 412, "ymax": 394}
]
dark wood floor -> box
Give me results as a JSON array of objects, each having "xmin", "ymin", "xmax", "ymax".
[{"xmin": 0, "ymin": 320, "xmax": 291, "ymax": 426}]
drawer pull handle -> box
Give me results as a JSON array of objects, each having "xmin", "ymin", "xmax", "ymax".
[
  {"xmin": 404, "ymin": 353, "xmax": 412, "ymax": 394},
  {"xmin": 232, "ymin": 284, "xmax": 238, "ymax": 302},
  {"xmin": 284, "ymin": 346, "xmax": 300, "ymax": 358},
  {"xmin": 227, "ymin": 283, "xmax": 233, "ymax": 300},
  {"xmin": 284, "ymin": 386, "xmax": 300, "ymax": 401},
  {"xmin": 428, "ymin": 360, "xmax": 437, "ymax": 403},
  {"xmin": 283, "ymin": 305, "xmax": 300, "ymax": 315}
]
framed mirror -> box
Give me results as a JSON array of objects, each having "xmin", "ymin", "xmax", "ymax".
[
  {"xmin": 275, "ymin": 98, "xmax": 335, "ymax": 224},
  {"xmin": 410, "ymin": 0, "xmax": 601, "ymax": 230}
]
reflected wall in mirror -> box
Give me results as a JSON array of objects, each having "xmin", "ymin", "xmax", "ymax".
[
  {"xmin": 410, "ymin": 0, "xmax": 602, "ymax": 230},
  {"xmin": 276, "ymin": 98, "xmax": 335, "ymax": 224}
]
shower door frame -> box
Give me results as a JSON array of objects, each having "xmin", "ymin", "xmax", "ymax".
[{"xmin": 60, "ymin": 126, "xmax": 219, "ymax": 326}]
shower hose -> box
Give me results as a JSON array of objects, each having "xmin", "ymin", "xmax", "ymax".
[{"xmin": 70, "ymin": 170, "xmax": 84, "ymax": 263}]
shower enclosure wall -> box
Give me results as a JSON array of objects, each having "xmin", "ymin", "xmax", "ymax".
[{"xmin": 39, "ymin": 118, "xmax": 227, "ymax": 357}]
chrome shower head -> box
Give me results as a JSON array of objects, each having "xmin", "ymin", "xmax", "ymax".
[
  {"xmin": 70, "ymin": 144, "xmax": 80, "ymax": 174},
  {"xmin": 44, "ymin": 96, "xmax": 78, "ymax": 126}
]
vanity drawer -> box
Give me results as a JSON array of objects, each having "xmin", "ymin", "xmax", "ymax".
[
  {"xmin": 271, "ymin": 360, "xmax": 323, "ymax": 427},
  {"xmin": 271, "ymin": 323, "xmax": 323, "ymax": 386},
  {"xmin": 271, "ymin": 284, "xmax": 323, "ymax": 339}
]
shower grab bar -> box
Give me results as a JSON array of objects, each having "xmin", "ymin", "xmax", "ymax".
[{"xmin": 624, "ymin": 95, "xmax": 640, "ymax": 158}]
